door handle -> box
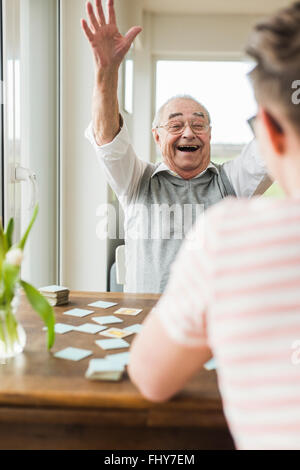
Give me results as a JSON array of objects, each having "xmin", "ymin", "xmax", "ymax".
[{"xmin": 14, "ymin": 165, "xmax": 38, "ymax": 209}]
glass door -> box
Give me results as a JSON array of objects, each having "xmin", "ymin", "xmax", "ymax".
[{"xmin": 2, "ymin": 0, "xmax": 60, "ymax": 286}]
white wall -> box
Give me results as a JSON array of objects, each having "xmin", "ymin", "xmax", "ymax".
[
  {"xmin": 151, "ymin": 14, "xmax": 262, "ymax": 57},
  {"xmin": 132, "ymin": 11, "xmax": 153, "ymax": 164},
  {"xmin": 60, "ymin": 0, "xmax": 109, "ymax": 291}
]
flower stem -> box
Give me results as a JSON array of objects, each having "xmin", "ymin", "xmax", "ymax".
[{"xmin": 0, "ymin": 305, "xmax": 20, "ymax": 353}]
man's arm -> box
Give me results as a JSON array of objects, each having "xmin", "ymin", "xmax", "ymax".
[
  {"xmin": 82, "ymin": 0, "xmax": 146, "ymax": 203},
  {"xmin": 81, "ymin": 0, "xmax": 142, "ymax": 146},
  {"xmin": 222, "ymin": 139, "xmax": 273, "ymax": 198}
]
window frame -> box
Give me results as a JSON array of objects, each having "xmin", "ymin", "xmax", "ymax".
[
  {"xmin": 0, "ymin": 0, "xmax": 4, "ymax": 225},
  {"xmin": 2, "ymin": 0, "xmax": 60, "ymax": 286},
  {"xmin": 151, "ymin": 54, "xmax": 255, "ymax": 163}
]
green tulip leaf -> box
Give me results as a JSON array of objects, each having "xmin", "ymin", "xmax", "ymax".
[
  {"xmin": 20, "ymin": 280, "xmax": 55, "ymax": 350},
  {"xmin": 2, "ymin": 261, "xmax": 20, "ymax": 304},
  {"xmin": 5, "ymin": 218, "xmax": 14, "ymax": 249},
  {"xmin": 18, "ymin": 204, "xmax": 39, "ymax": 251}
]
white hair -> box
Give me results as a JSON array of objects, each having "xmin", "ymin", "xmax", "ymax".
[{"xmin": 152, "ymin": 94, "xmax": 211, "ymax": 129}]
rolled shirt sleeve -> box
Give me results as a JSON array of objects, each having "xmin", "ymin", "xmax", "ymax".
[
  {"xmin": 222, "ymin": 139, "xmax": 273, "ymax": 198},
  {"xmin": 85, "ymin": 120, "xmax": 147, "ymax": 205}
]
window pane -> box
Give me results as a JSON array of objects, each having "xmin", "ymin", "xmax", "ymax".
[{"xmin": 156, "ymin": 60, "xmax": 257, "ymax": 145}]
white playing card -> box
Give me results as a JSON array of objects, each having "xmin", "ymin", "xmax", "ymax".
[
  {"xmin": 63, "ymin": 308, "xmax": 94, "ymax": 318},
  {"xmin": 99, "ymin": 328, "xmax": 131, "ymax": 339}
]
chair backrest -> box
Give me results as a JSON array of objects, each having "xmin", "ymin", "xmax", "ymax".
[{"xmin": 116, "ymin": 245, "xmax": 126, "ymax": 285}]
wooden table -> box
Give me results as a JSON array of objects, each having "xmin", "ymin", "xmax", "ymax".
[{"xmin": 0, "ymin": 291, "xmax": 234, "ymax": 450}]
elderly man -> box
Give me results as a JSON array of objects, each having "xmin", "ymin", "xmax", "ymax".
[{"xmin": 82, "ymin": 0, "xmax": 272, "ymax": 293}]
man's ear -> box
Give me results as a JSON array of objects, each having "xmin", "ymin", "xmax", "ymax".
[
  {"xmin": 260, "ymin": 108, "xmax": 286, "ymax": 155},
  {"xmin": 152, "ymin": 128, "xmax": 161, "ymax": 146}
]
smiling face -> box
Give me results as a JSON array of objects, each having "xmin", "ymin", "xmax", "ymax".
[{"xmin": 152, "ymin": 98, "xmax": 212, "ymax": 180}]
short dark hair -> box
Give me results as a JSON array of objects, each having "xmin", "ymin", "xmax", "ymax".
[{"xmin": 246, "ymin": 1, "xmax": 300, "ymax": 130}]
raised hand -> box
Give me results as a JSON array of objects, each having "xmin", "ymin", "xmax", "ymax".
[{"xmin": 81, "ymin": 0, "xmax": 142, "ymax": 69}]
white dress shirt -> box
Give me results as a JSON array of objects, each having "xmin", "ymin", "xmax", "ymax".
[{"xmin": 85, "ymin": 120, "xmax": 272, "ymax": 208}]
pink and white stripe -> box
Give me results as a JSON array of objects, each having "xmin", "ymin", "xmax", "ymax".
[{"xmin": 155, "ymin": 196, "xmax": 300, "ymax": 450}]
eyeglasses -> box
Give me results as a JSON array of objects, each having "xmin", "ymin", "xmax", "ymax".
[
  {"xmin": 247, "ymin": 115, "xmax": 257, "ymax": 136},
  {"xmin": 155, "ymin": 119, "xmax": 211, "ymax": 136}
]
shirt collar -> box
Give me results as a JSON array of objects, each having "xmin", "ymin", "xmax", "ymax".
[{"xmin": 151, "ymin": 161, "xmax": 218, "ymax": 179}]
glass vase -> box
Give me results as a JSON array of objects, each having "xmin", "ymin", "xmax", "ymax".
[{"xmin": 0, "ymin": 292, "xmax": 26, "ymax": 362}]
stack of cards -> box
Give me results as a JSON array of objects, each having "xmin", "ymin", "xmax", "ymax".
[
  {"xmin": 85, "ymin": 353, "xmax": 130, "ymax": 381},
  {"xmin": 85, "ymin": 358, "xmax": 124, "ymax": 381},
  {"xmin": 39, "ymin": 285, "xmax": 70, "ymax": 306}
]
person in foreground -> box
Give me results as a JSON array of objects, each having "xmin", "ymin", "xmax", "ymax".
[
  {"xmin": 129, "ymin": 1, "xmax": 300, "ymax": 450},
  {"xmin": 82, "ymin": 0, "xmax": 272, "ymax": 294}
]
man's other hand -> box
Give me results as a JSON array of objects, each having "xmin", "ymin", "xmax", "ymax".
[{"xmin": 81, "ymin": 0, "xmax": 142, "ymax": 70}]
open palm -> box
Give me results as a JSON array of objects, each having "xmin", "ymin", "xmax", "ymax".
[{"xmin": 82, "ymin": 0, "xmax": 142, "ymax": 68}]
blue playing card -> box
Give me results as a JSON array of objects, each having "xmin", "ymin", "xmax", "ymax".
[
  {"xmin": 92, "ymin": 315, "xmax": 123, "ymax": 325},
  {"xmin": 63, "ymin": 308, "xmax": 94, "ymax": 318},
  {"xmin": 106, "ymin": 352, "xmax": 130, "ymax": 366},
  {"xmin": 88, "ymin": 301, "xmax": 118, "ymax": 309},
  {"xmin": 85, "ymin": 359, "xmax": 125, "ymax": 381},
  {"xmin": 204, "ymin": 358, "xmax": 217, "ymax": 370},
  {"xmin": 123, "ymin": 324, "xmax": 143, "ymax": 334},
  {"xmin": 43, "ymin": 323, "xmax": 74, "ymax": 334},
  {"xmin": 54, "ymin": 347, "xmax": 92, "ymax": 361},
  {"xmin": 73, "ymin": 323, "xmax": 107, "ymax": 334},
  {"xmin": 95, "ymin": 338, "xmax": 129, "ymax": 351}
]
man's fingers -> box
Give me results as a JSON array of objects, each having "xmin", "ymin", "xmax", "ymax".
[
  {"xmin": 86, "ymin": 2, "xmax": 100, "ymax": 32},
  {"xmin": 95, "ymin": 0, "xmax": 106, "ymax": 25},
  {"xmin": 125, "ymin": 26, "xmax": 142, "ymax": 46},
  {"xmin": 108, "ymin": 0, "xmax": 117, "ymax": 25},
  {"xmin": 81, "ymin": 19, "xmax": 94, "ymax": 42}
]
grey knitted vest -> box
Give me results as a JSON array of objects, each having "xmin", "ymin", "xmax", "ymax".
[{"xmin": 124, "ymin": 163, "xmax": 236, "ymax": 293}]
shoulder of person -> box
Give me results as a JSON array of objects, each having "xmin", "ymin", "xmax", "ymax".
[{"xmin": 206, "ymin": 196, "xmax": 279, "ymax": 227}]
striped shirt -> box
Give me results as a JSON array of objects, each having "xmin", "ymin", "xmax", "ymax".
[{"xmin": 154, "ymin": 196, "xmax": 300, "ymax": 450}]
